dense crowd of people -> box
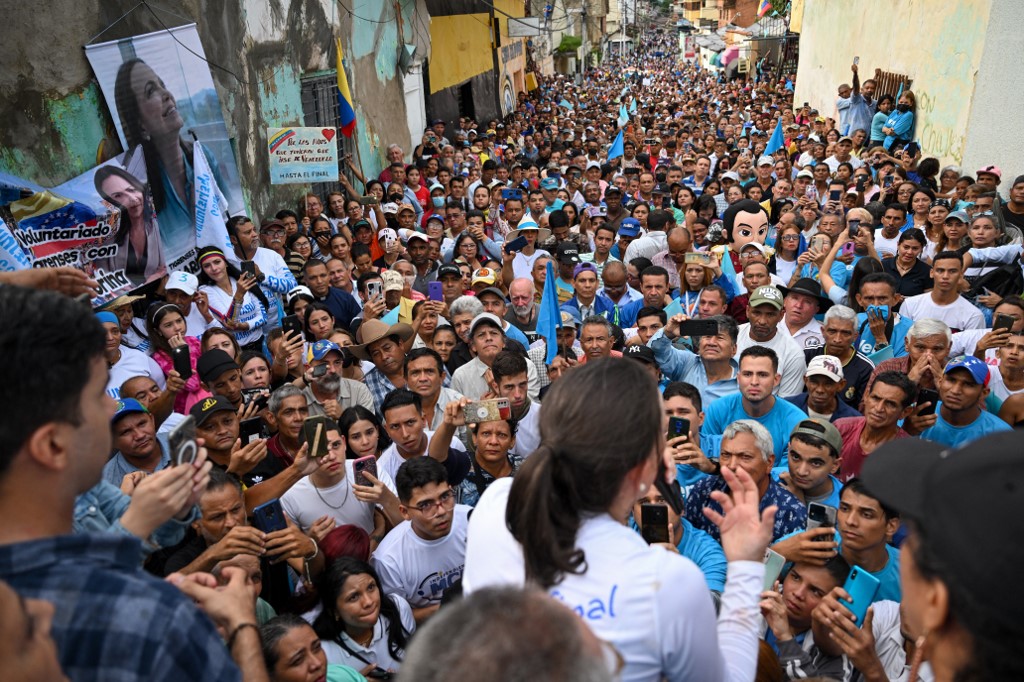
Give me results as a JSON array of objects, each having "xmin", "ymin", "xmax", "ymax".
[{"xmin": 1, "ymin": 23, "xmax": 1023, "ymax": 682}]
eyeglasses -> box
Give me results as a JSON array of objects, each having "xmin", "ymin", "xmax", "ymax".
[
  {"xmin": 780, "ymin": 235, "xmax": 801, "ymax": 242},
  {"xmin": 410, "ymin": 489, "xmax": 456, "ymax": 516}
]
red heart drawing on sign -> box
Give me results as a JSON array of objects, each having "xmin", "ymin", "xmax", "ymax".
[{"xmin": 322, "ymin": 129, "xmax": 336, "ymax": 141}]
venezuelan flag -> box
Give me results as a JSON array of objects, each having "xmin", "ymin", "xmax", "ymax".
[
  {"xmin": 336, "ymin": 38, "xmax": 356, "ymax": 138},
  {"xmin": 757, "ymin": 0, "xmax": 772, "ymax": 17}
]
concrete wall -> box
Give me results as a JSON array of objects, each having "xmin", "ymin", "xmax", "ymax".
[
  {"xmin": 0, "ymin": 0, "xmax": 424, "ymax": 220},
  {"xmin": 961, "ymin": 0, "xmax": 1024, "ymax": 178},
  {"xmin": 794, "ymin": 0, "xmax": 995, "ymax": 168}
]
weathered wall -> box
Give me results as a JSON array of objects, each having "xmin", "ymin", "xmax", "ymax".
[
  {"xmin": 794, "ymin": 0, "xmax": 992, "ymax": 168},
  {"xmin": 961, "ymin": 0, "xmax": 1024, "ymax": 178},
  {"xmin": 0, "ymin": 0, "xmax": 425, "ymax": 220}
]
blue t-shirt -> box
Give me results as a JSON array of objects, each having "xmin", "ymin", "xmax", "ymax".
[
  {"xmin": 702, "ymin": 393, "xmax": 807, "ymax": 470},
  {"xmin": 855, "ymin": 311, "xmax": 912, "ymax": 359},
  {"xmin": 920, "ymin": 403, "xmax": 1012, "ymax": 446},
  {"xmin": 772, "ymin": 529, "xmax": 902, "ymax": 602}
]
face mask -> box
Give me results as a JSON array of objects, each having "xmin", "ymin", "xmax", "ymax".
[
  {"xmin": 896, "ymin": 104, "xmax": 910, "ymax": 113},
  {"xmin": 388, "ymin": 194, "xmax": 403, "ymax": 203},
  {"xmin": 432, "ymin": 196, "xmax": 445, "ymax": 208}
]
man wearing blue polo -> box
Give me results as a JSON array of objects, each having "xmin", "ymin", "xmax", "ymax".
[{"xmin": 649, "ymin": 313, "xmax": 739, "ymax": 407}]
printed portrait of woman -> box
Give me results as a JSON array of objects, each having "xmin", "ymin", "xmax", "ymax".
[{"xmin": 92, "ymin": 165, "xmax": 166, "ymax": 281}]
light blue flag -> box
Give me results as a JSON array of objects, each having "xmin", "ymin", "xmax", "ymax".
[
  {"xmin": 764, "ymin": 118, "xmax": 785, "ymax": 155},
  {"xmin": 895, "ymin": 81, "xmax": 904, "ymax": 101},
  {"xmin": 607, "ymin": 130, "xmax": 625, "ymax": 160},
  {"xmin": 618, "ymin": 103, "xmax": 628, "ymax": 127},
  {"xmin": 536, "ymin": 260, "xmax": 562, "ymax": 364},
  {"xmin": 629, "ymin": 98, "xmax": 637, "ymax": 114},
  {"xmin": 719, "ymin": 246, "xmax": 737, "ymax": 283},
  {"xmin": 559, "ymin": 99, "xmax": 573, "ymax": 110}
]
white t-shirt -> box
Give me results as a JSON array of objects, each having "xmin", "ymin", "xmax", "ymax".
[
  {"xmin": 281, "ymin": 461, "xmax": 397, "ymax": 535},
  {"xmin": 736, "ymin": 325, "xmax": 808, "ymax": 396},
  {"xmin": 950, "ymin": 328, "xmax": 1001, "ymax": 367},
  {"xmin": 373, "ymin": 505, "xmax": 470, "ymax": 608},
  {"xmin": 873, "ymin": 229, "xmax": 901, "ymax": 260},
  {"xmin": 988, "ymin": 370, "xmax": 1024, "ymax": 401},
  {"xmin": 509, "ymin": 401, "xmax": 541, "ymax": 458},
  {"xmin": 511, "ymin": 249, "xmax": 551, "ymax": 280},
  {"xmin": 900, "ymin": 293, "xmax": 986, "ymax": 332},
  {"xmin": 463, "ymin": 478, "xmax": 765, "ymax": 682},
  {"xmin": 321, "ymin": 593, "xmax": 415, "ymax": 672},
  {"xmin": 376, "ymin": 430, "xmax": 466, "ymax": 483},
  {"xmin": 106, "ymin": 347, "xmax": 166, "ymax": 399},
  {"xmin": 183, "ymin": 305, "xmax": 218, "ymax": 339}
]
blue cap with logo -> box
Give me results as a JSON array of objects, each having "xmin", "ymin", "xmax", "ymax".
[
  {"xmin": 112, "ymin": 398, "xmax": 148, "ymax": 424},
  {"xmin": 306, "ymin": 339, "xmax": 342, "ymax": 363},
  {"xmin": 540, "ymin": 177, "xmax": 560, "ymax": 190},
  {"xmin": 618, "ymin": 218, "xmax": 642, "ymax": 238},
  {"xmin": 944, "ymin": 355, "xmax": 990, "ymax": 387}
]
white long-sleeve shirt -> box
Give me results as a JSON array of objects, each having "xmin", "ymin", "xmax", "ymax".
[{"xmin": 463, "ymin": 478, "xmax": 764, "ymax": 682}]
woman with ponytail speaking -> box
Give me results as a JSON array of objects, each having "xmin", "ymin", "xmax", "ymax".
[{"xmin": 463, "ymin": 359, "xmax": 777, "ymax": 681}]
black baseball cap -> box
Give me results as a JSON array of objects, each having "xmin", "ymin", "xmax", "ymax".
[
  {"xmin": 438, "ymin": 264, "xmax": 462, "ymax": 280},
  {"xmin": 622, "ymin": 344, "xmax": 657, "ymax": 366},
  {"xmin": 189, "ymin": 395, "xmax": 236, "ymax": 426},
  {"xmin": 862, "ymin": 432, "xmax": 1024, "ymax": 631},
  {"xmin": 196, "ymin": 349, "xmax": 239, "ymax": 384},
  {"xmin": 556, "ymin": 242, "xmax": 580, "ymax": 264}
]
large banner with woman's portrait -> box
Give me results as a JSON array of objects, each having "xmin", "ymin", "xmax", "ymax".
[{"xmin": 84, "ymin": 23, "xmax": 244, "ymax": 275}]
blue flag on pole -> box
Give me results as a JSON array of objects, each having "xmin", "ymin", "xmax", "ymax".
[
  {"xmin": 629, "ymin": 98, "xmax": 637, "ymax": 114},
  {"xmin": 607, "ymin": 130, "xmax": 625, "ymax": 160},
  {"xmin": 559, "ymin": 99, "xmax": 573, "ymax": 110},
  {"xmin": 536, "ymin": 260, "xmax": 562, "ymax": 364},
  {"xmin": 764, "ymin": 118, "xmax": 785, "ymax": 155}
]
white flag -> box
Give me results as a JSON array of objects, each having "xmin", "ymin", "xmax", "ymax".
[{"xmin": 193, "ymin": 142, "xmax": 237, "ymax": 264}]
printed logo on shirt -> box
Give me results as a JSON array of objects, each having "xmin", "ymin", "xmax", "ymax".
[{"xmin": 416, "ymin": 566, "xmax": 464, "ymax": 603}]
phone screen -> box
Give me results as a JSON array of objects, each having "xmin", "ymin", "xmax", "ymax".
[
  {"xmin": 172, "ymin": 344, "xmax": 192, "ymax": 380},
  {"xmin": 640, "ymin": 504, "xmax": 670, "ymax": 544}
]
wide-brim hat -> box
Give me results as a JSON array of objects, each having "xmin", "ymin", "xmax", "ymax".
[
  {"xmin": 778, "ymin": 277, "xmax": 833, "ymax": 312},
  {"xmin": 506, "ymin": 223, "xmax": 552, "ymax": 243},
  {"xmin": 349, "ymin": 319, "xmax": 414, "ymax": 361}
]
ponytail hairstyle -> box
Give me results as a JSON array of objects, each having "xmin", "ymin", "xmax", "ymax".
[{"xmin": 506, "ymin": 359, "xmax": 662, "ymax": 588}]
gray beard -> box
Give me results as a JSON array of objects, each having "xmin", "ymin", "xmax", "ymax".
[
  {"xmin": 513, "ymin": 303, "xmax": 533, "ymax": 318},
  {"xmin": 315, "ymin": 373, "xmax": 341, "ymax": 395}
]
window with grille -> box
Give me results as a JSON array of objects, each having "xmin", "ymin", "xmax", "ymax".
[
  {"xmin": 300, "ymin": 73, "xmax": 355, "ymax": 198},
  {"xmin": 873, "ymin": 70, "xmax": 913, "ymax": 100}
]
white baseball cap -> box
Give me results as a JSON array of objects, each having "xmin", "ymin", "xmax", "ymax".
[
  {"xmin": 166, "ymin": 271, "xmax": 198, "ymax": 296},
  {"xmin": 805, "ymin": 354, "xmax": 844, "ymax": 382}
]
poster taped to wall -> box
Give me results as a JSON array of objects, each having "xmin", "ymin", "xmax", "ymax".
[
  {"xmin": 267, "ymin": 127, "xmax": 339, "ymax": 184},
  {"xmin": 85, "ymin": 23, "xmax": 242, "ymax": 274}
]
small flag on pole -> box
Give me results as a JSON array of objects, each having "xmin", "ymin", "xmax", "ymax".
[
  {"xmin": 764, "ymin": 117, "xmax": 785, "ymax": 155},
  {"xmin": 606, "ymin": 130, "xmax": 625, "ymax": 160},
  {"xmin": 536, "ymin": 260, "xmax": 562, "ymax": 364},
  {"xmin": 336, "ymin": 38, "xmax": 356, "ymax": 137},
  {"xmin": 757, "ymin": 0, "xmax": 772, "ymax": 17}
]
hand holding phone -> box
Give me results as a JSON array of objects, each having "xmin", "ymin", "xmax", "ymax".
[
  {"xmin": 353, "ymin": 455, "xmax": 377, "ymax": 487},
  {"xmin": 171, "ymin": 344, "xmax": 192, "ymax": 380},
  {"xmin": 428, "ymin": 281, "xmax": 443, "ymax": 302},
  {"xmin": 252, "ymin": 499, "xmax": 289, "ymax": 534},
  {"xmin": 168, "ymin": 416, "xmax": 199, "ymax": 467},
  {"xmin": 640, "ymin": 503, "xmax": 671, "ymax": 544},
  {"xmin": 839, "ymin": 566, "xmax": 880, "ymax": 627}
]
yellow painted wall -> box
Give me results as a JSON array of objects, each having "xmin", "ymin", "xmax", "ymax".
[
  {"xmin": 794, "ymin": 0, "xmax": 992, "ymax": 165},
  {"xmin": 429, "ymin": 14, "xmax": 494, "ymax": 93},
  {"xmin": 789, "ymin": 0, "xmax": 804, "ymax": 33}
]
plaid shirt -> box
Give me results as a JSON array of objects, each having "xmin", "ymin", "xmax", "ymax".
[
  {"xmin": 363, "ymin": 366, "xmax": 398, "ymax": 412},
  {"xmin": 0, "ymin": 534, "xmax": 240, "ymax": 682}
]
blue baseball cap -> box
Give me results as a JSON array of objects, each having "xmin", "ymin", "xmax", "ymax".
[
  {"xmin": 944, "ymin": 355, "xmax": 990, "ymax": 387},
  {"xmin": 112, "ymin": 398, "xmax": 148, "ymax": 424},
  {"xmin": 307, "ymin": 339, "xmax": 342, "ymax": 363},
  {"xmin": 618, "ymin": 218, "xmax": 641, "ymax": 237},
  {"xmin": 540, "ymin": 177, "xmax": 559, "ymax": 190}
]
